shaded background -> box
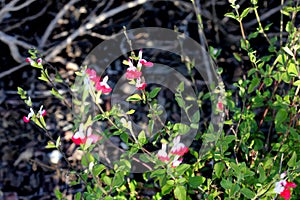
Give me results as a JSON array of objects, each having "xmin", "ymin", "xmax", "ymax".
[{"xmin": 0, "ymin": 0, "xmax": 295, "ymax": 199}]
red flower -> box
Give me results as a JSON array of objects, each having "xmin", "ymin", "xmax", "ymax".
[
  {"xmin": 126, "ymin": 70, "xmax": 142, "ymax": 79},
  {"xmin": 37, "ymin": 58, "xmax": 42, "ymax": 65},
  {"xmin": 217, "ymin": 102, "xmax": 223, "ymax": 111},
  {"xmin": 280, "ymin": 189, "xmax": 291, "ymax": 200},
  {"xmin": 95, "ymin": 76, "xmax": 112, "ymax": 94},
  {"xmin": 285, "ymin": 182, "xmax": 297, "ymax": 189},
  {"xmin": 137, "ymin": 50, "xmax": 153, "ymax": 67},
  {"xmin": 170, "ymin": 136, "xmax": 189, "ymax": 156},
  {"xmin": 86, "ymin": 68, "xmax": 100, "ymax": 83},
  {"xmin": 126, "ymin": 59, "xmax": 142, "ymax": 79},
  {"xmin": 25, "ymin": 57, "xmax": 34, "ymax": 65},
  {"xmin": 72, "ymin": 124, "xmax": 100, "ymax": 145},
  {"xmin": 23, "ymin": 106, "xmax": 46, "ymax": 123},
  {"xmin": 135, "ymin": 78, "xmax": 147, "ymax": 90},
  {"xmin": 274, "ymin": 178, "xmax": 297, "ymax": 200}
]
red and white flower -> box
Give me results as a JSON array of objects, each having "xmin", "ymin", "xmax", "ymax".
[
  {"xmin": 72, "ymin": 124, "xmax": 101, "ymax": 145},
  {"xmin": 23, "ymin": 108, "xmax": 35, "ymax": 123},
  {"xmin": 157, "ymin": 143, "xmax": 170, "ymax": 162},
  {"xmin": 171, "ymin": 156, "xmax": 183, "ymax": 168},
  {"xmin": 135, "ymin": 78, "xmax": 147, "ymax": 90},
  {"xmin": 126, "ymin": 59, "xmax": 142, "ymax": 80},
  {"xmin": 25, "ymin": 57, "xmax": 34, "ymax": 65},
  {"xmin": 37, "ymin": 58, "xmax": 42, "ymax": 66},
  {"xmin": 137, "ymin": 50, "xmax": 153, "ymax": 68},
  {"xmin": 38, "ymin": 105, "xmax": 46, "ymax": 117},
  {"xmin": 23, "ymin": 105, "xmax": 46, "ymax": 123},
  {"xmin": 95, "ymin": 76, "xmax": 112, "ymax": 94},
  {"xmin": 170, "ymin": 136, "xmax": 189, "ymax": 156},
  {"xmin": 156, "ymin": 136, "xmax": 189, "ymax": 168},
  {"xmin": 86, "ymin": 68, "xmax": 100, "ymax": 83},
  {"xmin": 274, "ymin": 172, "xmax": 297, "ymax": 200}
]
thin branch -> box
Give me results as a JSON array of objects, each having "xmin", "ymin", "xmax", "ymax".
[
  {"xmin": 39, "ymin": 0, "xmax": 79, "ymax": 48},
  {"xmin": 44, "ymin": 0, "xmax": 148, "ymax": 61}
]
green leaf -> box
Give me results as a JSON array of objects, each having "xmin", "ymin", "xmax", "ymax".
[
  {"xmin": 174, "ymin": 185, "xmax": 186, "ymax": 200},
  {"xmin": 162, "ymin": 184, "xmax": 173, "ymax": 195},
  {"xmin": 51, "ymin": 88, "xmax": 64, "ymax": 100},
  {"xmin": 258, "ymin": 165, "xmax": 266, "ymax": 182},
  {"xmin": 173, "ymin": 123, "xmax": 190, "ymax": 134},
  {"xmin": 288, "ymin": 151, "xmax": 297, "ymax": 167},
  {"xmin": 126, "ymin": 94, "xmax": 142, "ymax": 102},
  {"xmin": 248, "ymin": 77, "xmax": 260, "ymax": 93},
  {"xmin": 191, "ymin": 111, "xmax": 200, "ymax": 123},
  {"xmin": 233, "ymin": 52, "xmax": 242, "ymax": 62},
  {"xmin": 150, "ymin": 169, "xmax": 166, "ymax": 178},
  {"xmin": 55, "ymin": 136, "xmax": 61, "ymax": 148},
  {"xmin": 275, "ymin": 109, "xmax": 288, "ymax": 125},
  {"xmin": 138, "ymin": 130, "xmax": 147, "ymax": 145},
  {"xmin": 225, "ymin": 12, "xmax": 237, "ymax": 20},
  {"xmin": 74, "ymin": 192, "xmax": 81, "ymax": 200},
  {"xmin": 177, "ymin": 82, "xmax": 184, "ymax": 92},
  {"xmin": 287, "ymin": 62, "xmax": 298, "ymax": 77},
  {"xmin": 45, "ymin": 141, "xmax": 56, "ymax": 149},
  {"xmin": 240, "ymin": 39, "xmax": 250, "ymax": 50},
  {"xmin": 112, "ymin": 171, "xmax": 124, "ymax": 188},
  {"xmin": 126, "ymin": 109, "xmax": 136, "ymax": 115},
  {"xmin": 214, "ymin": 162, "xmax": 225, "ymax": 178},
  {"xmin": 175, "ymin": 97, "xmax": 185, "ymax": 108},
  {"xmin": 188, "ymin": 176, "xmax": 205, "ymax": 188},
  {"xmin": 293, "ymin": 80, "xmax": 300, "ymax": 86},
  {"xmin": 240, "ymin": 8, "xmax": 251, "ymax": 19},
  {"xmin": 81, "ymin": 152, "xmax": 94, "ymax": 167},
  {"xmin": 92, "ymin": 164, "xmax": 106, "ymax": 177},
  {"xmin": 240, "ymin": 188, "xmax": 255, "ymax": 199},
  {"xmin": 263, "ymin": 77, "xmax": 273, "ymax": 87},
  {"xmin": 149, "ymin": 87, "xmax": 161, "ymax": 98},
  {"xmin": 220, "ymin": 179, "xmax": 232, "ymax": 190},
  {"xmin": 175, "ymin": 164, "xmax": 190, "ymax": 176},
  {"xmin": 54, "ymin": 189, "xmax": 63, "ymax": 200}
]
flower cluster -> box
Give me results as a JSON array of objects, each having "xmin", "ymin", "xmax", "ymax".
[
  {"xmin": 274, "ymin": 172, "xmax": 297, "ymax": 200},
  {"xmin": 72, "ymin": 123, "xmax": 101, "ymax": 147},
  {"xmin": 85, "ymin": 68, "xmax": 112, "ymax": 94},
  {"xmin": 157, "ymin": 136, "xmax": 189, "ymax": 168},
  {"xmin": 23, "ymin": 105, "xmax": 46, "ymax": 123},
  {"xmin": 26, "ymin": 57, "xmax": 43, "ymax": 67},
  {"xmin": 124, "ymin": 50, "xmax": 153, "ymax": 90}
]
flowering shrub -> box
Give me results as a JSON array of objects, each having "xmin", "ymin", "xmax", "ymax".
[{"xmin": 18, "ymin": 1, "xmax": 300, "ymax": 199}]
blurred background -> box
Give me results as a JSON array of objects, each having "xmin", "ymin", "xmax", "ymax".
[{"xmin": 0, "ymin": 0, "xmax": 294, "ymax": 199}]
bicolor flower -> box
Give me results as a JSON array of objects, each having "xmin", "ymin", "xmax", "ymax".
[
  {"xmin": 157, "ymin": 143, "xmax": 170, "ymax": 162},
  {"xmin": 37, "ymin": 58, "xmax": 42, "ymax": 66},
  {"xmin": 95, "ymin": 76, "xmax": 112, "ymax": 94},
  {"xmin": 23, "ymin": 105, "xmax": 46, "ymax": 123},
  {"xmin": 170, "ymin": 136, "xmax": 189, "ymax": 156},
  {"xmin": 37, "ymin": 105, "xmax": 46, "ymax": 118},
  {"xmin": 126, "ymin": 59, "xmax": 142, "ymax": 80},
  {"xmin": 72, "ymin": 124, "xmax": 101, "ymax": 145},
  {"xmin": 86, "ymin": 68, "xmax": 100, "ymax": 83},
  {"xmin": 274, "ymin": 172, "xmax": 297, "ymax": 200},
  {"xmin": 23, "ymin": 108, "xmax": 35, "ymax": 123},
  {"xmin": 25, "ymin": 57, "xmax": 34, "ymax": 65},
  {"xmin": 137, "ymin": 50, "xmax": 153, "ymax": 68},
  {"xmin": 171, "ymin": 156, "xmax": 183, "ymax": 168},
  {"xmin": 156, "ymin": 136, "xmax": 189, "ymax": 168},
  {"xmin": 135, "ymin": 78, "xmax": 147, "ymax": 90}
]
